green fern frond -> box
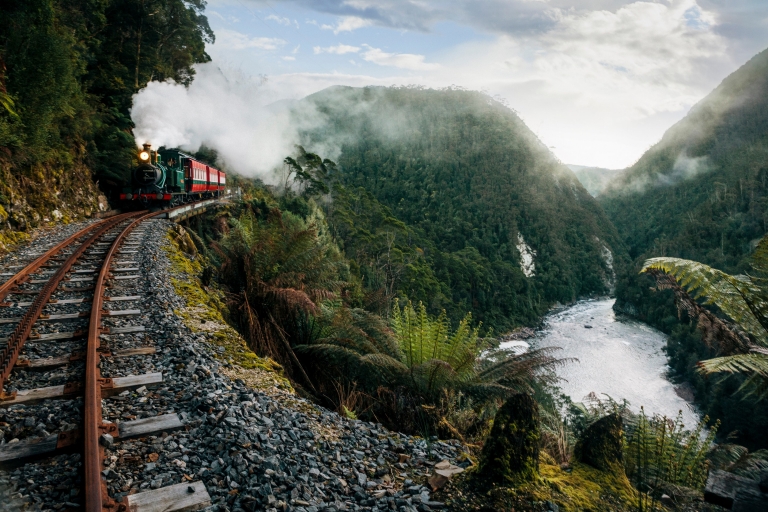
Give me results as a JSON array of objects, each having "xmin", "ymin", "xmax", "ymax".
[
  {"xmin": 698, "ymin": 353, "xmax": 768, "ymax": 376},
  {"xmin": 642, "ymin": 257, "xmax": 768, "ymax": 345}
]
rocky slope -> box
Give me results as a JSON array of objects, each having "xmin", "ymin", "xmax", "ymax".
[{"xmin": 0, "ymin": 218, "xmax": 465, "ymax": 511}]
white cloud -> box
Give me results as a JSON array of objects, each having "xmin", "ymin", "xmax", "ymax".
[
  {"xmin": 208, "ymin": 10, "xmax": 239, "ymax": 24},
  {"xmin": 196, "ymin": 0, "xmax": 748, "ymax": 168},
  {"xmin": 282, "ymin": 56, "xmax": 296, "ymax": 61},
  {"xmin": 361, "ymin": 45, "xmax": 440, "ymax": 70},
  {"xmin": 214, "ymin": 29, "xmax": 286, "ymax": 51},
  {"xmin": 321, "ymin": 16, "xmax": 373, "ymax": 34},
  {"xmin": 262, "ymin": 0, "xmax": 729, "ymax": 167},
  {"xmin": 415, "ymin": 0, "xmax": 729, "ymax": 167},
  {"xmin": 313, "ymin": 44, "xmax": 361, "ymax": 55},
  {"xmin": 266, "ymin": 14, "xmax": 292, "ymax": 26}
]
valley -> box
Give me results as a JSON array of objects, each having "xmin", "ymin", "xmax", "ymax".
[{"xmin": 1, "ymin": 1, "xmax": 768, "ymax": 509}]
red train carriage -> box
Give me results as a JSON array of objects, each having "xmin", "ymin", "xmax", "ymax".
[{"xmin": 188, "ymin": 160, "xmax": 208, "ymax": 193}]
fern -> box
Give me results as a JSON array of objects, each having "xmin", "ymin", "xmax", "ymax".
[
  {"xmin": 642, "ymin": 237, "xmax": 768, "ymax": 397},
  {"xmin": 213, "ymin": 207, "xmax": 347, "ymax": 391},
  {"xmin": 624, "ymin": 408, "xmax": 718, "ymax": 510}
]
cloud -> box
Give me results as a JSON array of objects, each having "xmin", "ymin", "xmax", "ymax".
[
  {"xmin": 192, "ymin": 0, "xmax": 755, "ymax": 167},
  {"xmin": 266, "ymin": 14, "xmax": 292, "ymax": 26},
  {"xmin": 320, "ymin": 16, "xmax": 372, "ymax": 34},
  {"xmin": 616, "ymin": 152, "xmax": 711, "ymax": 193},
  {"xmin": 214, "ymin": 29, "xmax": 285, "ymax": 50},
  {"xmin": 274, "ymin": 0, "xmax": 768, "ymax": 42},
  {"xmin": 282, "ymin": 56, "xmax": 296, "ymax": 61},
  {"xmin": 255, "ymin": 0, "xmax": 730, "ymax": 167},
  {"xmin": 313, "ymin": 44, "xmax": 361, "ymax": 55},
  {"xmin": 361, "ymin": 45, "xmax": 440, "ymax": 70}
]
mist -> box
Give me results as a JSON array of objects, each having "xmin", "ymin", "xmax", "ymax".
[{"xmin": 130, "ymin": 64, "xmax": 323, "ymax": 183}]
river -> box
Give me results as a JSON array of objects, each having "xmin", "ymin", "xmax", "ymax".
[{"xmin": 500, "ymin": 298, "xmax": 700, "ymax": 427}]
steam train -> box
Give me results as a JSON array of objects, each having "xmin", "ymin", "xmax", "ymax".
[{"xmin": 120, "ymin": 144, "xmax": 227, "ymax": 206}]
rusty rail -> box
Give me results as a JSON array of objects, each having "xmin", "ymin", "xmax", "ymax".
[
  {"xmin": 0, "ymin": 212, "xmax": 142, "ymax": 400},
  {"xmin": 85, "ymin": 208, "xmax": 180, "ymax": 512},
  {"xmin": 0, "ymin": 220, "xmax": 109, "ymax": 303}
]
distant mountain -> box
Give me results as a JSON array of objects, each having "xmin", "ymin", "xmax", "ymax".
[
  {"xmin": 296, "ymin": 86, "xmax": 625, "ymax": 331},
  {"xmin": 601, "ymin": 47, "xmax": 768, "ymax": 269},
  {"xmin": 568, "ymin": 164, "xmax": 625, "ymax": 197}
]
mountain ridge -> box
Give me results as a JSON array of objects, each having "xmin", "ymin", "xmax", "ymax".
[{"xmin": 295, "ymin": 85, "xmax": 626, "ymax": 331}]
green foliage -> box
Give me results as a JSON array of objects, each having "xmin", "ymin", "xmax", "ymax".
[
  {"xmin": 624, "ymin": 409, "xmax": 718, "ymax": 510},
  {"xmin": 392, "ymin": 299, "xmax": 483, "ymax": 393},
  {"xmin": 0, "ymin": 0, "xmax": 214, "ymax": 193},
  {"xmin": 212, "ymin": 206, "xmax": 347, "ymax": 390},
  {"xmin": 641, "ymin": 236, "xmax": 768, "ymax": 399},
  {"xmin": 302, "ymin": 86, "xmax": 625, "ymax": 333},
  {"xmin": 281, "ymin": 145, "xmax": 334, "ymax": 197}
]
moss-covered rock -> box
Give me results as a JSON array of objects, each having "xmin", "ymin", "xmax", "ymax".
[
  {"xmin": 478, "ymin": 393, "xmax": 540, "ymax": 485},
  {"xmin": 575, "ymin": 413, "xmax": 623, "ymax": 472},
  {"xmin": 0, "ymin": 160, "xmax": 101, "ymax": 256}
]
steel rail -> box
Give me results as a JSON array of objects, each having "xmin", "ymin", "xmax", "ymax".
[
  {"xmin": 0, "ymin": 212, "xmax": 142, "ymax": 399},
  {"xmin": 84, "ymin": 207, "xmax": 182, "ymax": 512},
  {"xmin": 0, "ymin": 220, "xmax": 110, "ymax": 303}
]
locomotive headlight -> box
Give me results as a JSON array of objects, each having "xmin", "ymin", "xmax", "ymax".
[{"xmin": 139, "ymin": 151, "xmax": 150, "ymax": 161}]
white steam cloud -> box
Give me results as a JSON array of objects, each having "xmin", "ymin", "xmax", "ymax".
[{"xmin": 130, "ymin": 65, "xmax": 320, "ymax": 184}]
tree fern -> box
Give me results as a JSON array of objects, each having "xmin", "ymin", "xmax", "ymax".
[
  {"xmin": 642, "ymin": 237, "xmax": 768, "ymax": 397},
  {"xmin": 642, "ymin": 257, "xmax": 767, "ymax": 345},
  {"xmin": 213, "ymin": 207, "xmax": 346, "ymax": 391}
]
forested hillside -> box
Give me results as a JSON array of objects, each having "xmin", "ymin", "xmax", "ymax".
[
  {"xmin": 297, "ymin": 86, "xmax": 625, "ymax": 332},
  {"xmin": 600, "ymin": 47, "xmax": 768, "ymax": 448},
  {"xmin": 0, "ymin": 0, "xmax": 212, "ymax": 250}
]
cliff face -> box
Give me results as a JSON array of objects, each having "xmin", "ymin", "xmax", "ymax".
[{"xmin": 0, "ymin": 159, "xmax": 107, "ymax": 254}]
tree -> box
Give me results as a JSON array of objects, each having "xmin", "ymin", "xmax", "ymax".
[
  {"xmin": 642, "ymin": 236, "xmax": 768, "ymax": 399},
  {"xmin": 213, "ymin": 206, "xmax": 345, "ymax": 391},
  {"xmin": 282, "ymin": 145, "xmax": 335, "ymax": 196}
]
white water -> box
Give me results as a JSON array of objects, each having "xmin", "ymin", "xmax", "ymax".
[{"xmin": 500, "ymin": 298, "xmax": 700, "ymax": 427}]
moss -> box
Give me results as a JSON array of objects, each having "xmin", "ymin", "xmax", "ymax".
[
  {"xmin": 478, "ymin": 393, "xmax": 541, "ymax": 485},
  {"xmin": 0, "ymin": 160, "xmax": 100, "ymax": 256},
  {"xmin": 539, "ymin": 462, "xmax": 637, "ymax": 511},
  {"xmin": 576, "ymin": 413, "xmax": 624, "ymax": 472},
  {"xmin": 446, "ymin": 457, "xmax": 637, "ymax": 511},
  {"xmin": 163, "ymin": 231, "xmax": 292, "ymax": 392}
]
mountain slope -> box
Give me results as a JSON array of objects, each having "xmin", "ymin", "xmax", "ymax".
[
  {"xmin": 599, "ymin": 48, "xmax": 768, "ymax": 449},
  {"xmin": 601, "ymin": 47, "xmax": 768, "ymax": 270},
  {"xmin": 297, "ymin": 86, "xmax": 625, "ymax": 331}
]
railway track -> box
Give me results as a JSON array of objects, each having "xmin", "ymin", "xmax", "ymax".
[{"xmin": 0, "ymin": 206, "xmax": 212, "ymax": 512}]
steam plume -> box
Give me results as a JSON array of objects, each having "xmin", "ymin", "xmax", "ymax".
[{"xmin": 130, "ymin": 65, "xmax": 318, "ymax": 183}]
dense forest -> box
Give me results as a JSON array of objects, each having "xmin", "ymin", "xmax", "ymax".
[
  {"xmin": 0, "ymin": 0, "xmax": 212, "ymax": 247},
  {"xmin": 295, "ymin": 86, "xmax": 626, "ymax": 332},
  {"xmin": 600, "ymin": 48, "xmax": 768, "ymax": 448}
]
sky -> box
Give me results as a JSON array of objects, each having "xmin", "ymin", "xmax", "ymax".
[{"xmin": 181, "ymin": 0, "xmax": 768, "ymax": 169}]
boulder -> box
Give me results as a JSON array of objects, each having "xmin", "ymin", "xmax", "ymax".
[
  {"xmin": 478, "ymin": 393, "xmax": 540, "ymax": 484},
  {"xmin": 575, "ymin": 413, "xmax": 623, "ymax": 471}
]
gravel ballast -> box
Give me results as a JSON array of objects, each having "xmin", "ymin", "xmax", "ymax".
[{"xmin": 0, "ymin": 218, "xmax": 466, "ymax": 511}]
